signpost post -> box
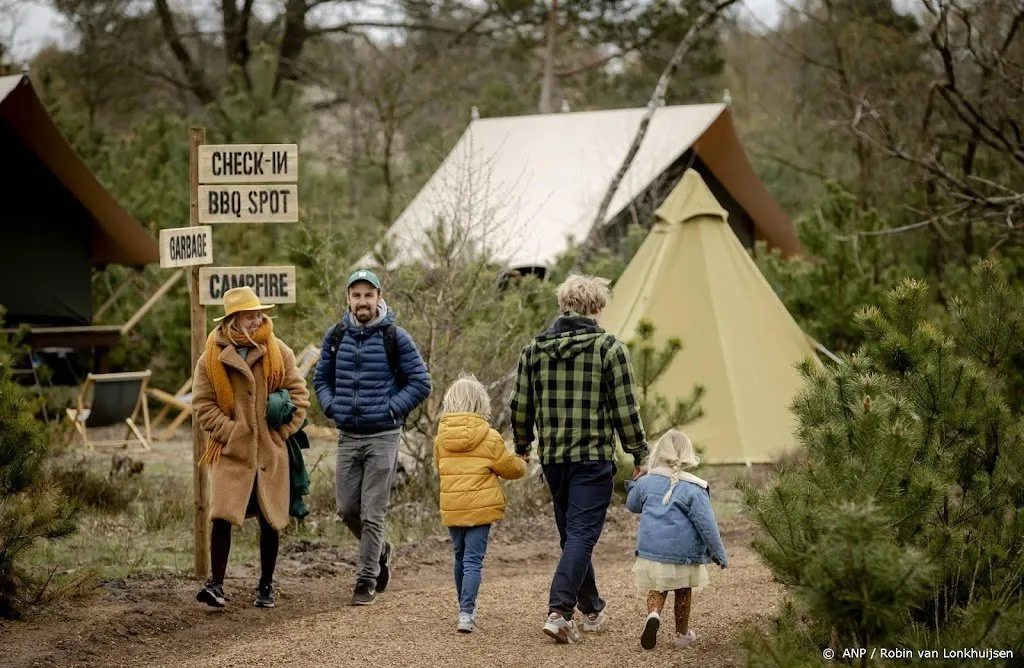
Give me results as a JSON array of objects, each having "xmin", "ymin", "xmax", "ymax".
[
  {"xmin": 188, "ymin": 127, "xmax": 210, "ymax": 579},
  {"xmin": 182, "ymin": 135, "xmax": 299, "ymax": 579}
]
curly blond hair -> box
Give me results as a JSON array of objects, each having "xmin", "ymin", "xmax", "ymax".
[{"xmin": 556, "ymin": 274, "xmax": 611, "ymax": 316}]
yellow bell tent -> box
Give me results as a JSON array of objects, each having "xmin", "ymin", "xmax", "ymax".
[{"xmin": 600, "ymin": 169, "xmax": 820, "ymax": 465}]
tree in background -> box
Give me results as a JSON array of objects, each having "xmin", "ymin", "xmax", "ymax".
[
  {"xmin": 0, "ymin": 313, "xmax": 77, "ymax": 619},
  {"xmin": 753, "ymin": 182, "xmax": 930, "ymax": 355},
  {"xmin": 626, "ymin": 319, "xmax": 705, "ymax": 440},
  {"xmin": 740, "ymin": 259, "xmax": 1024, "ymax": 665},
  {"xmin": 850, "ymin": 0, "xmax": 1024, "ymax": 253}
]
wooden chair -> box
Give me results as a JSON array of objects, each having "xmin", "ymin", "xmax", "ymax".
[
  {"xmin": 65, "ymin": 371, "xmax": 153, "ymax": 451},
  {"xmin": 296, "ymin": 343, "xmax": 319, "ymax": 378},
  {"xmin": 148, "ymin": 376, "xmax": 194, "ymax": 441},
  {"xmin": 147, "ymin": 343, "xmax": 319, "ymax": 442}
]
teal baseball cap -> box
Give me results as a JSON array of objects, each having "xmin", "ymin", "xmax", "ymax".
[{"xmin": 347, "ymin": 269, "xmax": 382, "ymax": 291}]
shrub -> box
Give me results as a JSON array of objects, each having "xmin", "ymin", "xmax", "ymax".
[
  {"xmin": 0, "ymin": 317, "xmax": 77, "ymax": 618},
  {"xmin": 741, "ymin": 260, "xmax": 1024, "ymax": 662}
]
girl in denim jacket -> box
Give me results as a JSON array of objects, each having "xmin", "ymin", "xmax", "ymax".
[{"xmin": 625, "ymin": 430, "xmax": 728, "ymax": 650}]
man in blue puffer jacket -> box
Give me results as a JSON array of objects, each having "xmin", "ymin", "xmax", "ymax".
[{"xmin": 313, "ymin": 269, "xmax": 431, "ymax": 605}]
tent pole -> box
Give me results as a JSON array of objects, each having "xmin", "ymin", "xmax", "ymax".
[{"xmin": 809, "ymin": 337, "xmax": 843, "ymax": 366}]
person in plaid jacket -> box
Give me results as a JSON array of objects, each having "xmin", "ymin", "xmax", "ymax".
[{"xmin": 510, "ymin": 274, "xmax": 649, "ymax": 644}]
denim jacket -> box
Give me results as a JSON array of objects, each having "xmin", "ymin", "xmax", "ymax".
[{"xmin": 625, "ymin": 473, "xmax": 728, "ymax": 567}]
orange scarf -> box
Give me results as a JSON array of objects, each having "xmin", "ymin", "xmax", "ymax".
[{"xmin": 199, "ymin": 318, "xmax": 284, "ymax": 465}]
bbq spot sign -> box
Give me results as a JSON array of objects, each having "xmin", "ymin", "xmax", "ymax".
[
  {"xmin": 198, "ymin": 266, "xmax": 296, "ymax": 305},
  {"xmin": 159, "ymin": 226, "xmax": 213, "ymax": 268},
  {"xmin": 198, "ymin": 185, "xmax": 299, "ymax": 223}
]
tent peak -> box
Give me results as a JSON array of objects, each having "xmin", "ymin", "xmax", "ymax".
[{"xmin": 655, "ymin": 169, "xmax": 729, "ymax": 225}]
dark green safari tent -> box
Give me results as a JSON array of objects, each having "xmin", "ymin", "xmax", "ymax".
[{"xmin": 0, "ymin": 73, "xmax": 158, "ymax": 369}]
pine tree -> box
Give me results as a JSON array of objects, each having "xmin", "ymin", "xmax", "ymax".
[
  {"xmin": 741, "ymin": 259, "xmax": 1024, "ymax": 665},
  {"xmin": 0, "ymin": 314, "xmax": 77, "ymax": 619},
  {"xmin": 626, "ymin": 319, "xmax": 705, "ymax": 440}
]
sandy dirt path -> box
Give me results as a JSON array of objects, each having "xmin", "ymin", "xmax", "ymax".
[{"xmin": 1, "ymin": 509, "xmax": 780, "ymax": 668}]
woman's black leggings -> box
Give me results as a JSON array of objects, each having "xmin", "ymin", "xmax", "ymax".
[{"xmin": 209, "ymin": 503, "xmax": 279, "ymax": 589}]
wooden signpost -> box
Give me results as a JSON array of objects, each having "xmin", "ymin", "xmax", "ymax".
[
  {"xmin": 198, "ymin": 266, "xmax": 297, "ymax": 305},
  {"xmin": 159, "ymin": 226, "xmax": 213, "ymax": 268},
  {"xmin": 198, "ymin": 144, "xmax": 298, "ymax": 183},
  {"xmin": 198, "ymin": 185, "xmax": 299, "ymax": 224},
  {"xmin": 188, "ymin": 128, "xmax": 210, "ymax": 579},
  {"xmin": 184, "ymin": 131, "xmax": 300, "ymax": 578}
]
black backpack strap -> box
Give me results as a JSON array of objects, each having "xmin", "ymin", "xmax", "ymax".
[
  {"xmin": 382, "ymin": 324, "xmax": 406, "ymax": 388},
  {"xmin": 328, "ymin": 319, "xmax": 346, "ymax": 395}
]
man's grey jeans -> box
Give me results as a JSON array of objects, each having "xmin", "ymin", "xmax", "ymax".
[{"xmin": 336, "ymin": 430, "xmax": 400, "ymax": 588}]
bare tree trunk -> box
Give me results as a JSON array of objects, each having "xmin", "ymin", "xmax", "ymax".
[
  {"xmin": 273, "ymin": 0, "xmax": 308, "ymax": 99},
  {"xmin": 222, "ymin": 0, "xmax": 255, "ymax": 89},
  {"xmin": 538, "ymin": 0, "xmax": 558, "ymax": 114},
  {"xmin": 571, "ymin": 0, "xmax": 738, "ymax": 272},
  {"xmin": 821, "ymin": 0, "xmax": 871, "ymax": 205},
  {"xmin": 347, "ymin": 65, "xmax": 360, "ymax": 217},
  {"xmin": 154, "ymin": 0, "xmax": 217, "ymax": 106}
]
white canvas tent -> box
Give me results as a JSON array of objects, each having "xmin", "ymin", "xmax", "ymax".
[{"xmin": 360, "ymin": 104, "xmax": 800, "ymax": 272}]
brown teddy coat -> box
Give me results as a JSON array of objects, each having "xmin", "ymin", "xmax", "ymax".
[{"xmin": 192, "ymin": 331, "xmax": 309, "ymax": 531}]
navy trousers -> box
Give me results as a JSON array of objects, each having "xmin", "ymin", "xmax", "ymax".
[{"xmin": 542, "ymin": 460, "xmax": 615, "ymax": 619}]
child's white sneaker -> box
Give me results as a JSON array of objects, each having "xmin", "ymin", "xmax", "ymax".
[
  {"xmin": 457, "ymin": 612, "xmax": 475, "ymax": 633},
  {"xmin": 675, "ymin": 628, "xmax": 697, "ymax": 647},
  {"xmin": 543, "ymin": 612, "xmax": 581, "ymax": 644},
  {"xmin": 640, "ymin": 612, "xmax": 660, "ymax": 650},
  {"xmin": 581, "ymin": 609, "xmax": 606, "ymax": 632}
]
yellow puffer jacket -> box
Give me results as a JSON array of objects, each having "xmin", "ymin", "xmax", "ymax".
[{"xmin": 434, "ymin": 412, "xmax": 527, "ymax": 527}]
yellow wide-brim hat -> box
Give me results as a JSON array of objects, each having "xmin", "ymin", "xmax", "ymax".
[{"xmin": 213, "ymin": 286, "xmax": 275, "ymax": 322}]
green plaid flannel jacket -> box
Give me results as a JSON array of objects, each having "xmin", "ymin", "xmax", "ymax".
[{"xmin": 510, "ymin": 312, "xmax": 648, "ymax": 466}]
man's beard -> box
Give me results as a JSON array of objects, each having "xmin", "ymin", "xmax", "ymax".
[{"xmin": 353, "ymin": 306, "xmax": 374, "ymax": 323}]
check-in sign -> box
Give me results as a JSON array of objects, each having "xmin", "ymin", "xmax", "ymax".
[
  {"xmin": 198, "ymin": 266, "xmax": 296, "ymax": 305},
  {"xmin": 159, "ymin": 226, "xmax": 213, "ymax": 268},
  {"xmin": 198, "ymin": 185, "xmax": 299, "ymax": 223},
  {"xmin": 198, "ymin": 144, "xmax": 298, "ymax": 184}
]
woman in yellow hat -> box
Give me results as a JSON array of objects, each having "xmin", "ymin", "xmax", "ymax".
[{"xmin": 191, "ymin": 286, "xmax": 310, "ymax": 609}]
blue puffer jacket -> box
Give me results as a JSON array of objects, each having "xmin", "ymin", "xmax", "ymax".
[
  {"xmin": 313, "ymin": 305, "xmax": 431, "ymax": 434},
  {"xmin": 625, "ymin": 473, "xmax": 728, "ymax": 567}
]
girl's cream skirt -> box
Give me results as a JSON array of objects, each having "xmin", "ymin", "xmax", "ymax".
[{"xmin": 632, "ymin": 557, "xmax": 709, "ymax": 592}]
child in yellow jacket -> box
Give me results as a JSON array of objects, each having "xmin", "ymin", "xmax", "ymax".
[{"xmin": 435, "ymin": 373, "xmax": 527, "ymax": 633}]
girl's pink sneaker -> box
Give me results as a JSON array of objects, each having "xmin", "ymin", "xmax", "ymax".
[{"xmin": 675, "ymin": 629, "xmax": 697, "ymax": 648}]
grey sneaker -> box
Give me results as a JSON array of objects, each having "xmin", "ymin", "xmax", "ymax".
[
  {"xmin": 457, "ymin": 612, "xmax": 475, "ymax": 633},
  {"xmin": 581, "ymin": 609, "xmax": 607, "ymax": 632},
  {"xmin": 254, "ymin": 584, "xmax": 276, "ymax": 608},
  {"xmin": 196, "ymin": 581, "xmax": 226, "ymax": 608},
  {"xmin": 641, "ymin": 612, "xmax": 660, "ymax": 650},
  {"xmin": 351, "ymin": 583, "xmax": 376, "ymax": 606},
  {"xmin": 543, "ymin": 612, "xmax": 581, "ymax": 644}
]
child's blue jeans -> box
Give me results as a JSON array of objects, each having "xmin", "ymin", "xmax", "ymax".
[{"xmin": 449, "ymin": 524, "xmax": 491, "ymax": 615}]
